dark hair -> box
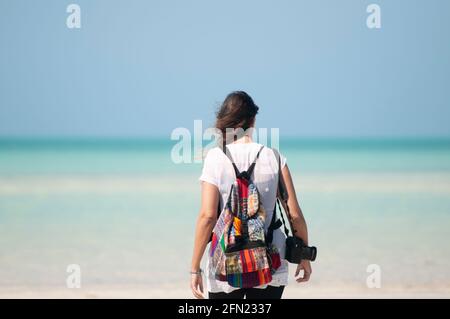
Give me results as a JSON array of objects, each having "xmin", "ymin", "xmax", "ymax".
[{"xmin": 215, "ymin": 91, "xmax": 259, "ymax": 149}]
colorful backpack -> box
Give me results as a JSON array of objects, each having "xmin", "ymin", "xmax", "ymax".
[{"xmin": 209, "ymin": 145, "xmax": 281, "ymax": 288}]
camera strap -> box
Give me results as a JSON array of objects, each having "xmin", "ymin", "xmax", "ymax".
[
  {"xmin": 272, "ymin": 148, "xmax": 295, "ymax": 237},
  {"xmin": 276, "ymin": 198, "xmax": 291, "ymax": 237}
]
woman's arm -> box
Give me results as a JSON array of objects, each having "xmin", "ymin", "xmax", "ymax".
[
  {"xmin": 190, "ymin": 181, "xmax": 219, "ymax": 299},
  {"xmin": 281, "ymin": 164, "xmax": 312, "ymax": 283}
]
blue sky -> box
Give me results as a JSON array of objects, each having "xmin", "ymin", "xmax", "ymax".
[{"xmin": 0, "ymin": 0, "xmax": 449, "ymax": 138}]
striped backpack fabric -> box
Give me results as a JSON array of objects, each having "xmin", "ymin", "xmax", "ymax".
[{"xmin": 209, "ymin": 145, "xmax": 281, "ymax": 288}]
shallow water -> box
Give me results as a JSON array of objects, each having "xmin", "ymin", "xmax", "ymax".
[{"xmin": 0, "ymin": 138, "xmax": 449, "ymax": 296}]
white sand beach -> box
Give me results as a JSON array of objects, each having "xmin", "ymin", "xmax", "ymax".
[{"xmin": 2, "ymin": 283, "xmax": 450, "ymax": 299}]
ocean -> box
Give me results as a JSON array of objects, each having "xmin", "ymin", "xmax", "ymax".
[{"xmin": 1, "ymin": 138, "xmax": 449, "ymax": 297}]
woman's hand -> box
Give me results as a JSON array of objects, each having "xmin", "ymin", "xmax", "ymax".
[
  {"xmin": 295, "ymin": 260, "xmax": 312, "ymax": 283},
  {"xmin": 191, "ymin": 273, "xmax": 205, "ymax": 299}
]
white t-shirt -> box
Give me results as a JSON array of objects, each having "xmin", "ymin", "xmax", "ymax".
[{"xmin": 199, "ymin": 142, "xmax": 289, "ymax": 293}]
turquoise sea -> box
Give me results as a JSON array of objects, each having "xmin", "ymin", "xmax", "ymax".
[{"xmin": 1, "ymin": 138, "xmax": 450, "ymax": 297}]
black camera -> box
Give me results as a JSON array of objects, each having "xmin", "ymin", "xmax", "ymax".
[{"xmin": 285, "ymin": 236, "xmax": 317, "ymax": 263}]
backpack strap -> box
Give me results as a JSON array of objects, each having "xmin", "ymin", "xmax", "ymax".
[
  {"xmin": 244, "ymin": 146, "xmax": 264, "ymax": 179},
  {"xmin": 223, "ymin": 145, "xmax": 264, "ymax": 180},
  {"xmin": 222, "ymin": 147, "xmax": 241, "ymax": 177}
]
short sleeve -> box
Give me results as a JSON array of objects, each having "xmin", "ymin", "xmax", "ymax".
[
  {"xmin": 272, "ymin": 148, "xmax": 287, "ymax": 170},
  {"xmin": 199, "ymin": 148, "xmax": 220, "ymax": 187}
]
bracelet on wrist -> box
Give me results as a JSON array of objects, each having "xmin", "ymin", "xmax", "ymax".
[{"xmin": 190, "ymin": 268, "xmax": 203, "ymax": 275}]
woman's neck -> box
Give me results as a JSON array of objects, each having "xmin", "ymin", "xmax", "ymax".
[{"xmin": 232, "ymin": 135, "xmax": 254, "ymax": 144}]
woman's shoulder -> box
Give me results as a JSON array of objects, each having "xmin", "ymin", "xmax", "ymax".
[
  {"xmin": 203, "ymin": 146, "xmax": 225, "ymax": 162},
  {"xmin": 225, "ymin": 143, "xmax": 285, "ymax": 158},
  {"xmin": 260, "ymin": 145, "xmax": 287, "ymax": 169},
  {"xmin": 259, "ymin": 144, "xmax": 282, "ymax": 156},
  {"xmin": 203, "ymin": 143, "xmax": 286, "ymax": 160}
]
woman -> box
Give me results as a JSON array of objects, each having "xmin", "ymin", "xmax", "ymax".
[{"xmin": 190, "ymin": 91, "xmax": 311, "ymax": 299}]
